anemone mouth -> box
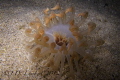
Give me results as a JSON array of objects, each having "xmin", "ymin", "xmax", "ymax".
[{"xmin": 54, "ymin": 33, "xmax": 68, "ymax": 46}]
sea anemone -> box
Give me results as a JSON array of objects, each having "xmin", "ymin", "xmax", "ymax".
[{"xmin": 25, "ymin": 4, "xmax": 105, "ymax": 79}]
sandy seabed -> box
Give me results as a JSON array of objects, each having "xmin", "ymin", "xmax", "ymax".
[{"xmin": 0, "ymin": 0, "xmax": 120, "ymax": 80}]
